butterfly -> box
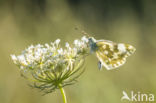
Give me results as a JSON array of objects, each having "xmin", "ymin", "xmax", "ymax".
[{"xmin": 88, "ymin": 37, "xmax": 136, "ymax": 70}]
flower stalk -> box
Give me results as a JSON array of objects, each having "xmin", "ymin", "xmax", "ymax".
[{"xmin": 59, "ymin": 85, "xmax": 67, "ymax": 103}]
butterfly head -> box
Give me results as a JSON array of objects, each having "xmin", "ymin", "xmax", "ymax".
[{"xmin": 88, "ymin": 37, "xmax": 98, "ymax": 53}]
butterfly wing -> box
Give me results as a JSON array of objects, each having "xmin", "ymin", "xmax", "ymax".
[{"xmin": 96, "ymin": 40, "xmax": 136, "ymax": 70}]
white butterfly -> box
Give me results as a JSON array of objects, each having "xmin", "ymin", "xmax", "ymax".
[{"xmin": 88, "ymin": 37, "xmax": 136, "ymax": 70}]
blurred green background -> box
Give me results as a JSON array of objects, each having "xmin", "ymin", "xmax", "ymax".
[{"xmin": 0, "ymin": 0, "xmax": 156, "ymax": 103}]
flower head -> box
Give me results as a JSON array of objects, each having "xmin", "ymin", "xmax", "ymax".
[{"xmin": 11, "ymin": 37, "xmax": 89, "ymax": 94}]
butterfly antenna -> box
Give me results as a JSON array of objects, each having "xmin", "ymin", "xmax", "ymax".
[
  {"xmin": 82, "ymin": 30, "xmax": 90, "ymax": 37},
  {"xmin": 74, "ymin": 27, "xmax": 90, "ymax": 38}
]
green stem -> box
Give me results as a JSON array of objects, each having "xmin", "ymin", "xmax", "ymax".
[{"xmin": 59, "ymin": 85, "xmax": 67, "ymax": 103}]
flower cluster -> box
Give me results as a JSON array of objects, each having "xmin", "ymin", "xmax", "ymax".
[{"xmin": 11, "ymin": 36, "xmax": 89, "ymax": 94}]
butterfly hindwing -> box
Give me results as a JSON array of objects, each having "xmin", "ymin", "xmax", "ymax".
[{"xmin": 95, "ymin": 41, "xmax": 135, "ymax": 70}]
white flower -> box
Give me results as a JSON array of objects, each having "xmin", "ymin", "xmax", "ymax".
[
  {"xmin": 45, "ymin": 43, "xmax": 50, "ymax": 48},
  {"xmin": 11, "ymin": 54, "xmax": 17, "ymax": 61},
  {"xmin": 74, "ymin": 39, "xmax": 79, "ymax": 45},
  {"xmin": 27, "ymin": 45, "xmax": 34, "ymax": 51},
  {"xmin": 81, "ymin": 36, "xmax": 88, "ymax": 43},
  {"xmin": 58, "ymin": 48, "xmax": 63, "ymax": 54},
  {"xmin": 11, "ymin": 55, "xmax": 17, "ymax": 64},
  {"xmin": 65, "ymin": 42, "xmax": 70, "ymax": 48},
  {"xmin": 55, "ymin": 39, "xmax": 60, "ymax": 45}
]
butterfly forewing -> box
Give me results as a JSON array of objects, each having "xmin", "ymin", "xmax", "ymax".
[{"xmin": 95, "ymin": 41, "xmax": 135, "ymax": 70}]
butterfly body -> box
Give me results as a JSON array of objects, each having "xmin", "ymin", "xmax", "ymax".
[
  {"xmin": 88, "ymin": 37, "xmax": 98, "ymax": 53},
  {"xmin": 88, "ymin": 37, "xmax": 136, "ymax": 70}
]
